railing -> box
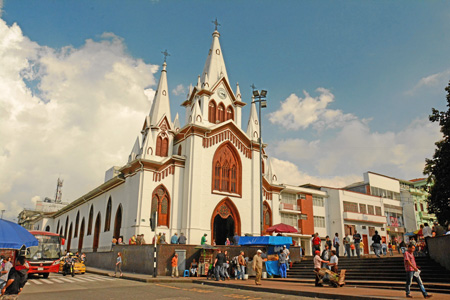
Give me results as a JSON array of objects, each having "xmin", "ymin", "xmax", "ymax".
[{"xmin": 279, "ymin": 202, "xmax": 301, "ymax": 212}]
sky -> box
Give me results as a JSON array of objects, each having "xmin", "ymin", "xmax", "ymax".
[{"xmin": 1, "ymin": 1, "xmax": 449, "ymax": 222}]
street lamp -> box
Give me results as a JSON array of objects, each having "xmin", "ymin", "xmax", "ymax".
[{"xmin": 252, "ymin": 87, "xmax": 268, "ymax": 235}]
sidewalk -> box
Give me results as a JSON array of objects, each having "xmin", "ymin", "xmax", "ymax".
[
  {"xmin": 86, "ymin": 266, "xmax": 195, "ymax": 283},
  {"xmin": 195, "ymin": 278, "xmax": 450, "ymax": 300}
]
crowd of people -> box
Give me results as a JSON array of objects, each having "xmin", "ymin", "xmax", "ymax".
[{"xmin": 0, "ymin": 256, "xmax": 28, "ymax": 299}]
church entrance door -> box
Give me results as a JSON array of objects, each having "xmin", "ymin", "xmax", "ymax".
[{"xmin": 211, "ymin": 198, "xmax": 241, "ymax": 246}]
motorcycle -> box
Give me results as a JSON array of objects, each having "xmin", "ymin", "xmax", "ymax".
[{"xmin": 62, "ymin": 258, "xmax": 75, "ymax": 277}]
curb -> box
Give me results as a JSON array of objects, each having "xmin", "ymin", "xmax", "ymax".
[
  {"xmin": 193, "ymin": 280, "xmax": 399, "ymax": 300},
  {"xmin": 86, "ymin": 268, "xmax": 196, "ymax": 284}
]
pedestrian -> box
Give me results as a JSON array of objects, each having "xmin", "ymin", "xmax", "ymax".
[
  {"xmin": 314, "ymin": 250, "xmax": 329, "ymax": 287},
  {"xmin": 129, "ymin": 235, "xmax": 137, "ymax": 245},
  {"xmin": 312, "ymin": 233, "xmax": 321, "ymax": 252},
  {"xmin": 238, "ymin": 251, "xmax": 246, "ymax": 280},
  {"xmin": 299, "ymin": 244, "xmax": 303, "ymax": 261},
  {"xmin": 353, "ymin": 230, "xmax": 361, "ymax": 258},
  {"xmin": 404, "ymin": 245, "xmax": 432, "ymax": 298},
  {"xmin": 278, "ymin": 250, "xmax": 287, "ymax": 278},
  {"xmin": 190, "ymin": 259, "xmax": 198, "ymax": 277},
  {"xmin": 344, "ymin": 234, "xmax": 351, "ymax": 258},
  {"xmin": 321, "ymin": 244, "xmax": 330, "ymax": 267},
  {"xmin": 201, "ymin": 233, "xmax": 208, "ymax": 245},
  {"xmin": 223, "ymin": 251, "xmax": 231, "ymax": 280},
  {"xmin": 328, "ymin": 250, "xmax": 339, "ymax": 273},
  {"xmin": 233, "ymin": 232, "xmax": 240, "ymax": 245},
  {"xmin": 225, "ymin": 238, "xmax": 231, "ymax": 246},
  {"xmin": 117, "ymin": 237, "xmax": 124, "ymax": 245},
  {"xmin": 171, "ymin": 254, "xmax": 179, "ymax": 278},
  {"xmin": 178, "ymin": 232, "xmax": 187, "ymax": 244},
  {"xmin": 160, "ymin": 233, "xmax": 167, "ymax": 244},
  {"xmin": 111, "ymin": 237, "xmax": 117, "ymax": 248},
  {"xmin": 0, "ymin": 256, "xmax": 28, "ymax": 298},
  {"xmin": 371, "ymin": 231, "xmax": 382, "ymax": 258},
  {"xmin": 350, "ymin": 243, "xmax": 355, "ymax": 257},
  {"xmin": 115, "ymin": 252, "xmax": 123, "ymax": 277},
  {"xmin": 283, "ymin": 245, "xmax": 290, "ymax": 270},
  {"xmin": 388, "ymin": 242, "xmax": 393, "ymax": 256},
  {"xmin": 382, "ymin": 241, "xmax": 387, "ymax": 256},
  {"xmin": 325, "ymin": 236, "xmax": 332, "ymax": 251},
  {"xmin": 399, "ymin": 240, "xmax": 407, "ymax": 254},
  {"xmin": 171, "ymin": 233, "xmax": 178, "ymax": 244},
  {"xmin": 213, "ymin": 249, "xmax": 225, "ymax": 281},
  {"xmin": 360, "ymin": 240, "xmax": 365, "ymax": 256},
  {"xmin": 422, "ymin": 223, "xmax": 432, "ymax": 255},
  {"xmin": 0, "ymin": 257, "xmax": 13, "ymax": 289},
  {"xmin": 433, "ymin": 221, "xmax": 445, "ymax": 236},
  {"xmin": 136, "ymin": 234, "xmax": 142, "ymax": 245},
  {"xmin": 333, "ymin": 233, "xmax": 340, "ymax": 257},
  {"xmin": 81, "ymin": 253, "xmax": 87, "ymax": 263},
  {"xmin": 252, "ymin": 250, "xmax": 263, "ymax": 285}
]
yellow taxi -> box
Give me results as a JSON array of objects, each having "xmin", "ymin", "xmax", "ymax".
[{"xmin": 59, "ymin": 256, "xmax": 86, "ymax": 274}]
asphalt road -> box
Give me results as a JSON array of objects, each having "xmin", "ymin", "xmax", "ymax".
[{"xmin": 19, "ymin": 273, "xmax": 318, "ymax": 300}]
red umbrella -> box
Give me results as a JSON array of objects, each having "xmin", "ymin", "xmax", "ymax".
[{"xmin": 265, "ymin": 223, "xmax": 298, "ymax": 233}]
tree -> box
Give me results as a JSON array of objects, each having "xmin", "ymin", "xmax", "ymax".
[{"xmin": 424, "ymin": 81, "xmax": 450, "ymax": 226}]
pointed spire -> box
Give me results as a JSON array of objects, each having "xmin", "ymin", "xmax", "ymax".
[
  {"xmin": 196, "ymin": 75, "xmax": 201, "ymax": 90},
  {"xmin": 201, "ymin": 28, "xmax": 229, "ymax": 86},
  {"xmin": 265, "ymin": 158, "xmax": 277, "ymax": 183},
  {"xmin": 191, "ymin": 100, "xmax": 202, "ymax": 125},
  {"xmin": 246, "ymin": 97, "xmax": 260, "ymax": 141},
  {"xmin": 235, "ymin": 83, "xmax": 242, "ymax": 101},
  {"xmin": 202, "ymin": 73, "xmax": 210, "ymax": 89},
  {"xmin": 187, "ymin": 84, "xmax": 193, "ymax": 99},
  {"xmin": 128, "ymin": 136, "xmax": 141, "ymax": 162},
  {"xmin": 149, "ymin": 61, "xmax": 172, "ymax": 127},
  {"xmin": 173, "ymin": 113, "xmax": 180, "ymax": 131}
]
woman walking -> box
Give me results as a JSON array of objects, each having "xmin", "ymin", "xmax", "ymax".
[{"xmin": 115, "ymin": 252, "xmax": 123, "ymax": 277}]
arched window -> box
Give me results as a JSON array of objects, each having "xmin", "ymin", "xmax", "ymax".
[
  {"xmin": 156, "ymin": 134, "xmax": 169, "ymax": 157},
  {"xmin": 226, "ymin": 106, "xmax": 234, "ymax": 121},
  {"xmin": 56, "ymin": 220, "xmax": 60, "ymax": 234},
  {"xmin": 64, "ymin": 216, "xmax": 69, "ymax": 238},
  {"xmin": 87, "ymin": 206, "xmax": 94, "ymax": 236},
  {"xmin": 263, "ymin": 201, "xmax": 272, "ymax": 233},
  {"xmin": 74, "ymin": 211, "xmax": 80, "ymax": 237},
  {"xmin": 177, "ymin": 145, "xmax": 182, "ymax": 156},
  {"xmin": 262, "ymin": 160, "xmax": 265, "ymax": 175},
  {"xmin": 151, "ymin": 185, "xmax": 171, "ymax": 227},
  {"xmin": 212, "ymin": 142, "xmax": 242, "ymax": 195},
  {"xmin": 45, "ymin": 225, "xmax": 50, "ymax": 232},
  {"xmin": 209, "ymin": 101, "xmax": 217, "ymax": 123},
  {"xmin": 104, "ymin": 197, "xmax": 112, "ymax": 232},
  {"xmin": 218, "ymin": 103, "xmax": 225, "ymax": 123}
]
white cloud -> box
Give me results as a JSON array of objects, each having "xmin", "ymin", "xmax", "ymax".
[
  {"xmin": 407, "ymin": 69, "xmax": 450, "ymax": 95},
  {"xmin": 0, "ymin": 19, "xmax": 159, "ymax": 221},
  {"xmin": 268, "ymin": 88, "xmax": 357, "ymax": 131},
  {"xmin": 172, "ymin": 84, "xmax": 186, "ymax": 96}
]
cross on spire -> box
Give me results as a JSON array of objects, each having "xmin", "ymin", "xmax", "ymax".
[
  {"xmin": 250, "ymin": 83, "xmax": 257, "ymax": 90},
  {"xmin": 212, "ymin": 18, "xmax": 221, "ymax": 31},
  {"xmin": 161, "ymin": 49, "xmax": 170, "ymax": 62}
]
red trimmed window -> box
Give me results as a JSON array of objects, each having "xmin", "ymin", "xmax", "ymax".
[
  {"xmin": 156, "ymin": 134, "xmax": 169, "ymax": 157},
  {"xmin": 151, "ymin": 185, "xmax": 170, "ymax": 227},
  {"xmin": 218, "ymin": 103, "xmax": 225, "ymax": 123},
  {"xmin": 212, "ymin": 143, "xmax": 242, "ymax": 195},
  {"xmin": 209, "ymin": 100, "xmax": 217, "ymax": 123},
  {"xmin": 226, "ymin": 106, "xmax": 234, "ymax": 121}
]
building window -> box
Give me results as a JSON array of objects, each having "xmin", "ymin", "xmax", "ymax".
[
  {"xmin": 226, "ymin": 106, "xmax": 234, "ymax": 121},
  {"xmin": 375, "ymin": 206, "xmax": 382, "ymax": 216},
  {"xmin": 298, "ymin": 194, "xmax": 306, "ymax": 200},
  {"xmin": 156, "ymin": 134, "xmax": 169, "ymax": 157},
  {"xmin": 367, "ymin": 205, "xmax": 374, "ymax": 215},
  {"xmin": 281, "ymin": 193, "xmax": 297, "ymax": 206},
  {"xmin": 218, "ymin": 103, "xmax": 225, "ymax": 123},
  {"xmin": 104, "ymin": 197, "xmax": 112, "ymax": 232},
  {"xmin": 87, "ymin": 206, "xmax": 94, "ymax": 236},
  {"xmin": 343, "ymin": 201, "xmax": 358, "ymax": 213},
  {"xmin": 212, "ymin": 143, "xmax": 242, "ymax": 195},
  {"xmin": 369, "ymin": 226, "xmax": 375, "ymax": 236},
  {"xmin": 151, "ymin": 185, "xmax": 171, "ymax": 227},
  {"xmin": 359, "ymin": 204, "xmax": 367, "ymax": 214},
  {"xmin": 420, "ymin": 203, "xmax": 424, "ymax": 211},
  {"xmin": 281, "ymin": 213, "xmax": 297, "ymax": 227},
  {"xmin": 209, "ymin": 101, "xmax": 216, "ymax": 123},
  {"xmin": 314, "ymin": 216, "xmax": 325, "ymax": 228},
  {"xmin": 313, "ymin": 196, "xmax": 324, "ymax": 207},
  {"xmin": 74, "ymin": 211, "xmax": 79, "ymax": 238},
  {"xmin": 415, "ymin": 203, "xmax": 417, "ymax": 211}
]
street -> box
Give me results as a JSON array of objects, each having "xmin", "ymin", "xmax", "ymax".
[{"xmin": 19, "ymin": 273, "xmax": 318, "ymax": 300}]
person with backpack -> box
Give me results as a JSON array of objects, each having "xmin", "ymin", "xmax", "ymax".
[{"xmin": 1, "ymin": 256, "xmax": 28, "ymax": 298}]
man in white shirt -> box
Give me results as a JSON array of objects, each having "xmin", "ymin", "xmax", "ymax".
[
  {"xmin": 283, "ymin": 245, "xmax": 290, "ymax": 270},
  {"xmin": 333, "ymin": 233, "xmax": 340, "ymax": 257},
  {"xmin": 422, "ymin": 223, "xmax": 432, "ymax": 256}
]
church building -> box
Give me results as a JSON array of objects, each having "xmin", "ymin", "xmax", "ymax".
[{"xmin": 33, "ymin": 26, "xmax": 325, "ymax": 253}]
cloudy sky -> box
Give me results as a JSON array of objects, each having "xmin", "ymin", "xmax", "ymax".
[{"xmin": 1, "ymin": 1, "xmax": 449, "ymax": 221}]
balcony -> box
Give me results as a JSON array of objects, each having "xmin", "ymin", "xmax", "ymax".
[
  {"xmin": 343, "ymin": 211, "xmax": 386, "ymax": 224},
  {"xmin": 279, "ymin": 202, "xmax": 302, "ymax": 214}
]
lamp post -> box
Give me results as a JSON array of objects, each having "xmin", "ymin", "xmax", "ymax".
[{"xmin": 252, "ymin": 88, "xmax": 267, "ymax": 236}]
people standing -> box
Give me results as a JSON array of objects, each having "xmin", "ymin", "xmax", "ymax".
[
  {"xmin": 223, "ymin": 251, "xmax": 231, "ymax": 280},
  {"xmin": 278, "ymin": 250, "xmax": 287, "ymax": 278},
  {"xmin": 171, "ymin": 254, "xmax": 179, "ymax": 278},
  {"xmin": 353, "ymin": 231, "xmax": 361, "ymax": 258},
  {"xmin": 382, "ymin": 241, "xmax": 387, "ymax": 256},
  {"xmin": 404, "ymin": 245, "xmax": 432, "ymax": 298},
  {"xmin": 283, "ymin": 245, "xmax": 290, "ymax": 270},
  {"xmin": 0, "ymin": 257, "xmax": 12, "ymax": 289},
  {"xmin": 350, "ymin": 243, "xmax": 355, "ymax": 257},
  {"xmin": 325, "ymin": 236, "xmax": 332, "ymax": 251},
  {"xmin": 312, "ymin": 233, "xmax": 321, "ymax": 252},
  {"xmin": 372, "ymin": 231, "xmax": 382, "ymax": 258},
  {"xmin": 252, "ymin": 250, "xmax": 263, "ymax": 285},
  {"xmin": 171, "ymin": 233, "xmax": 178, "ymax": 244},
  {"xmin": 214, "ymin": 249, "xmax": 225, "ymax": 281},
  {"xmin": 328, "ymin": 250, "xmax": 339, "ymax": 273},
  {"xmin": 178, "ymin": 233, "xmax": 187, "ymax": 244},
  {"xmin": 321, "ymin": 244, "xmax": 330, "ymax": 267},
  {"xmin": 314, "ymin": 250, "xmax": 329, "ymax": 287},
  {"xmin": 344, "ymin": 234, "xmax": 351, "ymax": 258},
  {"xmin": 201, "ymin": 233, "xmax": 208, "ymax": 245},
  {"xmin": 160, "ymin": 233, "xmax": 167, "ymax": 244},
  {"xmin": 388, "ymin": 242, "xmax": 394, "ymax": 256},
  {"xmin": 233, "ymin": 232, "xmax": 240, "ymax": 245},
  {"xmin": 115, "ymin": 252, "xmax": 123, "ymax": 277},
  {"xmin": 225, "ymin": 238, "xmax": 231, "ymax": 246},
  {"xmin": 333, "ymin": 233, "xmax": 340, "ymax": 257},
  {"xmin": 433, "ymin": 221, "xmax": 445, "ymax": 236},
  {"xmin": 0, "ymin": 256, "xmax": 28, "ymax": 298},
  {"xmin": 238, "ymin": 251, "xmax": 246, "ymax": 280},
  {"xmin": 190, "ymin": 259, "xmax": 198, "ymax": 277}
]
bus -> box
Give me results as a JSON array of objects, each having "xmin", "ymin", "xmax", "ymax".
[{"xmin": 26, "ymin": 231, "xmax": 62, "ymax": 277}]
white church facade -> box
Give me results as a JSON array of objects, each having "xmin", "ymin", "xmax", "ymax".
[{"xmin": 32, "ymin": 27, "xmax": 325, "ymax": 253}]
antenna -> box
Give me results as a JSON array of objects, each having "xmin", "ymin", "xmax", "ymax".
[{"xmin": 55, "ymin": 177, "xmax": 63, "ymax": 203}]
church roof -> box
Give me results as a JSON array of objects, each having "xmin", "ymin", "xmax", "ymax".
[
  {"xmin": 149, "ymin": 62, "xmax": 171, "ymax": 127},
  {"xmin": 201, "ymin": 30, "xmax": 229, "ymax": 87}
]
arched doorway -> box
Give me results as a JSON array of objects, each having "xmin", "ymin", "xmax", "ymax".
[
  {"xmin": 67, "ymin": 223, "xmax": 73, "ymax": 251},
  {"xmin": 114, "ymin": 205, "xmax": 122, "ymax": 240},
  {"xmin": 263, "ymin": 201, "xmax": 272, "ymax": 234},
  {"xmin": 78, "ymin": 218, "xmax": 85, "ymax": 252},
  {"xmin": 211, "ymin": 198, "xmax": 241, "ymax": 246},
  {"xmin": 93, "ymin": 213, "xmax": 101, "ymax": 252},
  {"xmin": 45, "ymin": 225, "xmax": 50, "ymax": 232}
]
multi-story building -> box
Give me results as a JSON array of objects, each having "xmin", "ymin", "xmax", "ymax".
[{"xmin": 400, "ymin": 178, "xmax": 435, "ymax": 231}]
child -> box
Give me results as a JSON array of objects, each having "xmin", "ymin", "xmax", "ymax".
[{"xmin": 350, "ymin": 243, "xmax": 355, "ymax": 257}]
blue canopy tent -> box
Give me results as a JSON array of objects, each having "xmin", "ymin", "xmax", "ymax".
[
  {"xmin": 239, "ymin": 236, "xmax": 293, "ymax": 276},
  {"xmin": 0, "ymin": 219, "xmax": 38, "ymax": 249}
]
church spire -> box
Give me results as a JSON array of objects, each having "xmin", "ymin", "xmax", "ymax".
[
  {"xmin": 149, "ymin": 60, "xmax": 172, "ymax": 127},
  {"xmin": 201, "ymin": 19, "xmax": 229, "ymax": 87},
  {"xmin": 246, "ymin": 96, "xmax": 260, "ymax": 141}
]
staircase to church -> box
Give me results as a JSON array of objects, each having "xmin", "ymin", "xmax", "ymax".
[{"xmin": 285, "ymin": 256, "xmax": 450, "ymax": 294}]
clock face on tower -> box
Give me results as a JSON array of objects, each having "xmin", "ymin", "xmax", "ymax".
[{"xmin": 218, "ymin": 88, "xmax": 227, "ymax": 99}]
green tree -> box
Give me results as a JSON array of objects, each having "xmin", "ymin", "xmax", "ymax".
[{"xmin": 424, "ymin": 81, "xmax": 450, "ymax": 226}]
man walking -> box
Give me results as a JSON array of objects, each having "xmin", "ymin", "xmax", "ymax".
[
  {"xmin": 404, "ymin": 245, "xmax": 432, "ymax": 298},
  {"xmin": 372, "ymin": 231, "xmax": 382, "ymax": 258},
  {"xmin": 201, "ymin": 234, "xmax": 208, "ymax": 245},
  {"xmin": 178, "ymin": 232, "xmax": 187, "ymax": 244},
  {"xmin": 238, "ymin": 251, "xmax": 246, "ymax": 280},
  {"xmin": 252, "ymin": 250, "xmax": 263, "ymax": 285},
  {"xmin": 283, "ymin": 245, "xmax": 290, "ymax": 270},
  {"xmin": 171, "ymin": 254, "xmax": 179, "ymax": 278},
  {"xmin": 333, "ymin": 233, "xmax": 340, "ymax": 257},
  {"xmin": 213, "ymin": 249, "xmax": 225, "ymax": 281},
  {"xmin": 344, "ymin": 234, "xmax": 351, "ymax": 258},
  {"xmin": 278, "ymin": 250, "xmax": 287, "ymax": 278},
  {"xmin": 353, "ymin": 230, "xmax": 361, "ymax": 258},
  {"xmin": 171, "ymin": 233, "xmax": 178, "ymax": 244}
]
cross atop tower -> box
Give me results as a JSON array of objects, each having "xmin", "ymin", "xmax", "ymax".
[
  {"xmin": 161, "ymin": 49, "xmax": 170, "ymax": 62},
  {"xmin": 212, "ymin": 18, "xmax": 221, "ymax": 31},
  {"xmin": 250, "ymin": 83, "xmax": 257, "ymax": 91}
]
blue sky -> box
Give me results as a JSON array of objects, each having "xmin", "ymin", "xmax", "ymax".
[{"xmin": 1, "ymin": 0, "xmax": 449, "ymax": 221}]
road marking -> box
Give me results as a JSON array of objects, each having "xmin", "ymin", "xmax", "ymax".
[
  {"xmin": 29, "ymin": 280, "xmax": 43, "ymax": 285},
  {"xmin": 50, "ymin": 279, "xmax": 65, "ymax": 283},
  {"xmin": 155, "ymin": 283, "xmax": 213, "ymax": 294},
  {"xmin": 57, "ymin": 277, "xmax": 73, "ymax": 282}
]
